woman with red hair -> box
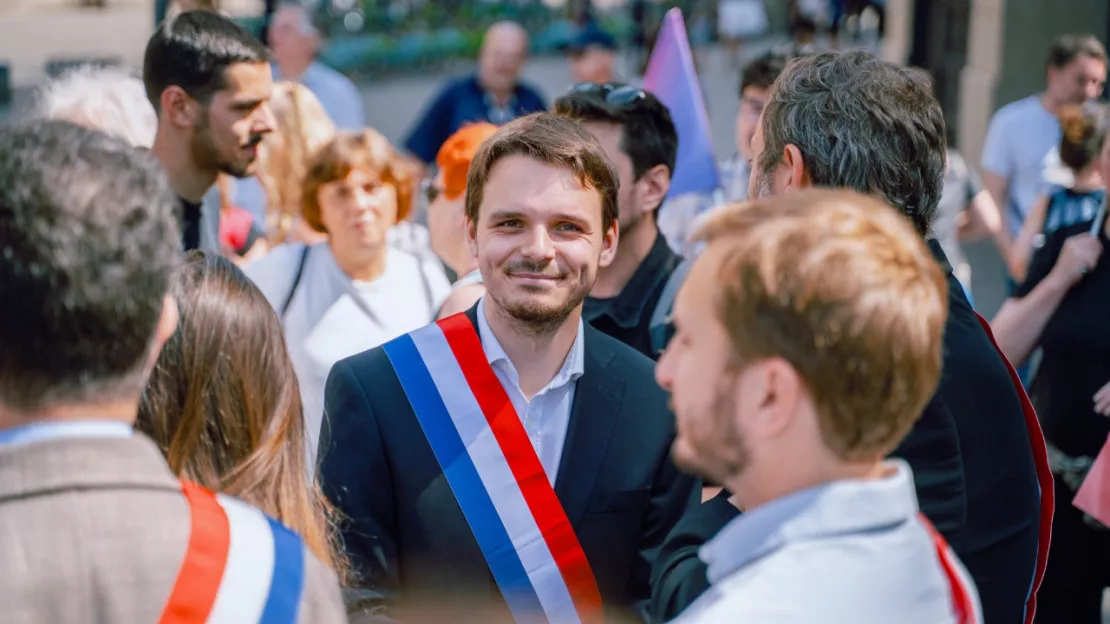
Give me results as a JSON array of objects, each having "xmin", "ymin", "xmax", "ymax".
[
  {"xmin": 426, "ymin": 122, "xmax": 500, "ymax": 318},
  {"xmin": 245, "ymin": 129, "xmax": 451, "ymax": 464}
]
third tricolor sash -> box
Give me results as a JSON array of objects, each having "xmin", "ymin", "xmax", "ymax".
[{"xmin": 382, "ymin": 313, "xmax": 603, "ymax": 624}]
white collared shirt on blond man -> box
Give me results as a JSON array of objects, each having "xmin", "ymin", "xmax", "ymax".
[
  {"xmin": 669, "ymin": 460, "xmax": 982, "ymax": 624},
  {"xmin": 475, "ymin": 296, "xmax": 585, "ymax": 483}
]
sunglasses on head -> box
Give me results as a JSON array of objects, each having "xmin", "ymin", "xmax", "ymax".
[{"xmin": 569, "ymin": 82, "xmax": 648, "ymax": 107}]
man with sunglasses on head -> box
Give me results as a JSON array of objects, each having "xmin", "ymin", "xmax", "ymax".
[{"xmin": 555, "ymin": 83, "xmax": 683, "ymax": 360}]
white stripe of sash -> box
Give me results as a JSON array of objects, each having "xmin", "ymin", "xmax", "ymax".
[
  {"xmin": 206, "ymin": 495, "xmax": 277, "ymax": 624},
  {"xmin": 410, "ymin": 324, "xmax": 582, "ymax": 624}
]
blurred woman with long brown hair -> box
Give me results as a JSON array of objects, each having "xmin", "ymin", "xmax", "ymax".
[
  {"xmin": 255, "ymin": 81, "xmax": 337, "ymax": 244},
  {"xmin": 138, "ymin": 250, "xmax": 345, "ymax": 577}
]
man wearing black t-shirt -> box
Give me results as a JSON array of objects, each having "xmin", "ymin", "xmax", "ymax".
[
  {"xmin": 554, "ymin": 83, "xmax": 681, "ymax": 360},
  {"xmin": 144, "ymin": 11, "xmax": 276, "ymax": 251}
]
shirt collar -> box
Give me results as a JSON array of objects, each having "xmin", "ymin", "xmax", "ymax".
[
  {"xmin": 274, "ymin": 60, "xmax": 324, "ymax": 84},
  {"xmin": 471, "ymin": 75, "xmax": 520, "ymax": 121},
  {"xmin": 299, "ymin": 61, "xmax": 329, "ymax": 87},
  {"xmin": 926, "ymin": 238, "xmax": 954, "ymax": 276},
  {"xmin": 0, "ymin": 420, "xmax": 133, "ymax": 448},
  {"xmin": 700, "ymin": 460, "xmax": 920, "ymax": 584},
  {"xmin": 476, "ymin": 297, "xmax": 585, "ymax": 392},
  {"xmin": 587, "ymin": 232, "xmax": 680, "ymax": 329}
]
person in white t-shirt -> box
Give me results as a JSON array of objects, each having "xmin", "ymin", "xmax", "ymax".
[
  {"xmin": 245, "ymin": 129, "xmax": 450, "ymax": 465},
  {"xmin": 981, "ymin": 34, "xmax": 1107, "ymax": 265}
]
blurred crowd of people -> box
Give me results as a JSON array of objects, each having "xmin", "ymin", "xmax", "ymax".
[{"xmin": 2, "ymin": 2, "xmax": 1110, "ymax": 624}]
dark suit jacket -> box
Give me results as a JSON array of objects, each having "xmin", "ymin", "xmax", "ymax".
[
  {"xmin": 648, "ymin": 241, "xmax": 1042, "ymax": 624},
  {"xmin": 319, "ymin": 306, "xmax": 699, "ymax": 622}
]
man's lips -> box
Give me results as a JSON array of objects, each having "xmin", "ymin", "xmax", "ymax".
[{"xmin": 508, "ymin": 272, "xmax": 560, "ymax": 281}]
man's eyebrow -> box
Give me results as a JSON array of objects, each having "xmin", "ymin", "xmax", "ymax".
[
  {"xmin": 550, "ymin": 212, "xmax": 590, "ymax": 225},
  {"xmin": 231, "ymin": 96, "xmax": 267, "ymax": 108},
  {"xmin": 487, "ymin": 210, "xmax": 524, "ymax": 221}
]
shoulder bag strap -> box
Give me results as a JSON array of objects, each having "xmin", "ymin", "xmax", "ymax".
[{"xmin": 280, "ymin": 246, "xmax": 311, "ymax": 319}]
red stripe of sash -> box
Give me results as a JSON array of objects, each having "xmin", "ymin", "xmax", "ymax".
[
  {"xmin": 158, "ymin": 481, "xmax": 231, "ymax": 624},
  {"xmin": 437, "ymin": 313, "xmax": 604, "ymax": 623},
  {"xmin": 920, "ymin": 514, "xmax": 979, "ymax": 623},
  {"xmin": 974, "ymin": 312, "xmax": 1054, "ymax": 624}
]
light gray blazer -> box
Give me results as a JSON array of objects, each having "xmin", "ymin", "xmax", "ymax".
[{"xmin": 0, "ymin": 433, "xmax": 347, "ymax": 623}]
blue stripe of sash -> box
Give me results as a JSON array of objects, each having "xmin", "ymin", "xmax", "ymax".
[
  {"xmin": 258, "ymin": 516, "xmax": 306, "ymax": 624},
  {"xmin": 383, "ymin": 332, "xmax": 546, "ymax": 623}
]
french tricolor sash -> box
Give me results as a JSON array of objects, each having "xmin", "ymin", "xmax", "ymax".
[
  {"xmin": 158, "ymin": 481, "xmax": 306, "ymax": 624},
  {"xmin": 921, "ymin": 514, "xmax": 982, "ymax": 624},
  {"xmin": 382, "ymin": 313, "xmax": 604, "ymax": 624}
]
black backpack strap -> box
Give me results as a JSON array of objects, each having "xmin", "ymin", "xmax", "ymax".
[
  {"xmin": 280, "ymin": 246, "xmax": 311, "ymax": 318},
  {"xmin": 649, "ymin": 257, "xmax": 694, "ymax": 355}
]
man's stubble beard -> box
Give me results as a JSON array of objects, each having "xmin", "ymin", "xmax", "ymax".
[
  {"xmin": 190, "ymin": 110, "xmax": 252, "ymax": 179},
  {"xmin": 488, "ymin": 267, "xmax": 593, "ymax": 338},
  {"xmin": 674, "ymin": 372, "xmax": 751, "ymax": 486},
  {"xmin": 619, "ymin": 209, "xmax": 645, "ymax": 239},
  {"xmin": 752, "ymin": 164, "xmax": 775, "ymax": 199}
]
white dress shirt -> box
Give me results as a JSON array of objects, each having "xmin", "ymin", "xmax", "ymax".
[
  {"xmin": 475, "ymin": 297, "xmax": 584, "ymax": 484},
  {"xmin": 671, "ymin": 460, "xmax": 982, "ymax": 624}
]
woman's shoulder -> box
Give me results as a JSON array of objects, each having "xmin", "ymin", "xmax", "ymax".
[
  {"xmin": 384, "ymin": 248, "xmax": 451, "ymax": 302},
  {"xmin": 244, "ymin": 242, "xmax": 312, "ymax": 274},
  {"xmin": 243, "ymin": 243, "xmax": 315, "ymax": 301},
  {"xmin": 386, "ymin": 247, "xmax": 444, "ymax": 276}
]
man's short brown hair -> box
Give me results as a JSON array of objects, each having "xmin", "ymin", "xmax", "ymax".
[
  {"xmin": 302, "ymin": 128, "xmax": 415, "ymax": 233},
  {"xmin": 465, "ymin": 112, "xmax": 619, "ymax": 233},
  {"xmin": 1047, "ymin": 34, "xmax": 1108, "ymax": 71},
  {"xmin": 694, "ymin": 189, "xmax": 948, "ymax": 461}
]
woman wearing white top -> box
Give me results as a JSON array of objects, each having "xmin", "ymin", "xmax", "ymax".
[{"xmin": 245, "ymin": 129, "xmax": 451, "ymax": 465}]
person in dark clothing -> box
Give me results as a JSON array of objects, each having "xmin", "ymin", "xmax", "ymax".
[
  {"xmin": 649, "ymin": 51, "xmax": 1049, "ymax": 624},
  {"xmin": 555, "ymin": 83, "xmax": 681, "ymax": 360},
  {"xmin": 318, "ymin": 114, "xmax": 698, "ymax": 623},
  {"xmin": 404, "ymin": 22, "xmax": 546, "ymax": 166},
  {"xmin": 991, "ymin": 102, "xmax": 1110, "ymax": 624},
  {"xmin": 144, "ymin": 10, "xmax": 276, "ymax": 251}
]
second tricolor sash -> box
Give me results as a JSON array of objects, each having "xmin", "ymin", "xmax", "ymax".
[
  {"xmin": 382, "ymin": 313, "xmax": 603, "ymax": 624},
  {"xmin": 159, "ymin": 481, "xmax": 305, "ymax": 624}
]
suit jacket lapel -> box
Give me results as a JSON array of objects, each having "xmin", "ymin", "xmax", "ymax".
[
  {"xmin": 463, "ymin": 303, "xmax": 480, "ymax": 329},
  {"xmin": 554, "ymin": 327, "xmax": 625, "ymax": 528}
]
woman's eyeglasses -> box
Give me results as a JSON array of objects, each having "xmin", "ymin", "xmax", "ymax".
[
  {"xmin": 422, "ymin": 178, "xmax": 444, "ymax": 204},
  {"xmin": 568, "ymin": 82, "xmax": 648, "ymax": 107}
]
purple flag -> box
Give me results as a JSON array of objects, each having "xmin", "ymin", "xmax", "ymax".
[{"xmin": 643, "ymin": 8, "xmax": 720, "ymax": 196}]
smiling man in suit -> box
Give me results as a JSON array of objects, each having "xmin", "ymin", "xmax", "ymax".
[{"xmin": 319, "ymin": 112, "xmax": 698, "ymax": 623}]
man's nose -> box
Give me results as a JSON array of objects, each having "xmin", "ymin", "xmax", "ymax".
[
  {"xmin": 519, "ymin": 226, "xmax": 555, "ymax": 260},
  {"xmin": 655, "ymin": 347, "xmax": 674, "ymax": 392},
  {"xmin": 253, "ymin": 101, "xmax": 277, "ymax": 135}
]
